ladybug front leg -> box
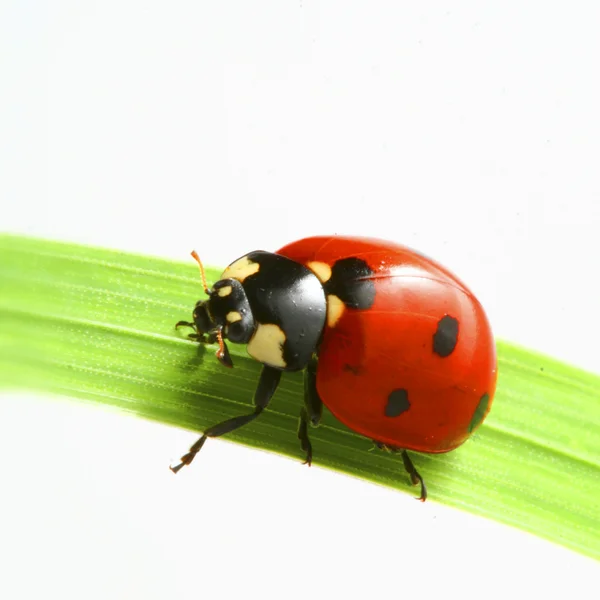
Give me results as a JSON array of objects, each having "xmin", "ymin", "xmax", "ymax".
[
  {"xmin": 170, "ymin": 365, "xmax": 282, "ymax": 473},
  {"xmin": 298, "ymin": 357, "xmax": 323, "ymax": 466},
  {"xmin": 175, "ymin": 321, "xmax": 218, "ymax": 344}
]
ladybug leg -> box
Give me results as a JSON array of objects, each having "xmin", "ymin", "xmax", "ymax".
[
  {"xmin": 170, "ymin": 366, "xmax": 282, "ymax": 473},
  {"xmin": 176, "ymin": 321, "xmax": 219, "ymax": 345},
  {"xmin": 298, "ymin": 357, "xmax": 323, "ymax": 466},
  {"xmin": 175, "ymin": 320, "xmax": 200, "ymax": 340},
  {"xmin": 401, "ymin": 450, "xmax": 427, "ymax": 502}
]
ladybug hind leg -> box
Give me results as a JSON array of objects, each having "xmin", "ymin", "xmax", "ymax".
[
  {"xmin": 373, "ymin": 442, "xmax": 427, "ymax": 502},
  {"xmin": 401, "ymin": 450, "xmax": 427, "ymax": 502},
  {"xmin": 170, "ymin": 365, "xmax": 282, "ymax": 473},
  {"xmin": 297, "ymin": 357, "xmax": 323, "ymax": 466}
]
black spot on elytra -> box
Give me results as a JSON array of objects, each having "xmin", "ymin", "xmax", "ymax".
[
  {"xmin": 324, "ymin": 257, "xmax": 376, "ymax": 310},
  {"xmin": 469, "ymin": 393, "xmax": 491, "ymax": 433},
  {"xmin": 433, "ymin": 315, "xmax": 459, "ymax": 357},
  {"xmin": 385, "ymin": 389, "xmax": 410, "ymax": 418}
]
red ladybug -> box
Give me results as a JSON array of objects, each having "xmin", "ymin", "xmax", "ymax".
[{"xmin": 173, "ymin": 236, "xmax": 497, "ymax": 500}]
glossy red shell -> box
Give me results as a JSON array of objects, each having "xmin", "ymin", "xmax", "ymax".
[{"xmin": 277, "ymin": 236, "xmax": 497, "ymax": 454}]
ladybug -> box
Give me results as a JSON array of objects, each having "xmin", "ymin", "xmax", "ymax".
[{"xmin": 172, "ymin": 236, "xmax": 497, "ymax": 500}]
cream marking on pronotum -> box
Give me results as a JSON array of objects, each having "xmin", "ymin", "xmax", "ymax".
[
  {"xmin": 221, "ymin": 256, "xmax": 260, "ymax": 283},
  {"xmin": 226, "ymin": 311, "xmax": 242, "ymax": 323},
  {"xmin": 326, "ymin": 294, "xmax": 345, "ymax": 328},
  {"xmin": 217, "ymin": 285, "xmax": 233, "ymax": 297},
  {"xmin": 306, "ymin": 261, "xmax": 332, "ymax": 284},
  {"xmin": 247, "ymin": 323, "xmax": 287, "ymax": 368}
]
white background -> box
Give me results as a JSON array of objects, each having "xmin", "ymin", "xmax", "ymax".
[{"xmin": 1, "ymin": 2, "xmax": 599, "ymax": 598}]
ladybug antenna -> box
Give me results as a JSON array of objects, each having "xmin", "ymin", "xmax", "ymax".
[{"xmin": 190, "ymin": 250, "xmax": 210, "ymax": 295}]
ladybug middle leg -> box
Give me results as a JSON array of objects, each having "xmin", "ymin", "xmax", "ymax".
[
  {"xmin": 170, "ymin": 365, "xmax": 282, "ymax": 473},
  {"xmin": 297, "ymin": 357, "xmax": 323, "ymax": 466}
]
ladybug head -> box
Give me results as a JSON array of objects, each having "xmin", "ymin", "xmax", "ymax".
[
  {"xmin": 201, "ymin": 278, "xmax": 256, "ymax": 344},
  {"xmin": 191, "ymin": 278, "xmax": 256, "ymax": 368},
  {"xmin": 186, "ymin": 250, "xmax": 257, "ymax": 368}
]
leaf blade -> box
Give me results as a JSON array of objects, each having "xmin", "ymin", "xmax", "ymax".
[{"xmin": 1, "ymin": 233, "xmax": 599, "ymax": 560}]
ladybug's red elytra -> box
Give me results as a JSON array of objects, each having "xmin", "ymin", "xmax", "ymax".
[{"xmin": 173, "ymin": 236, "xmax": 497, "ymax": 500}]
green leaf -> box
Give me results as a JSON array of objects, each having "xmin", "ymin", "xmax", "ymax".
[{"xmin": 1, "ymin": 233, "xmax": 599, "ymax": 560}]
